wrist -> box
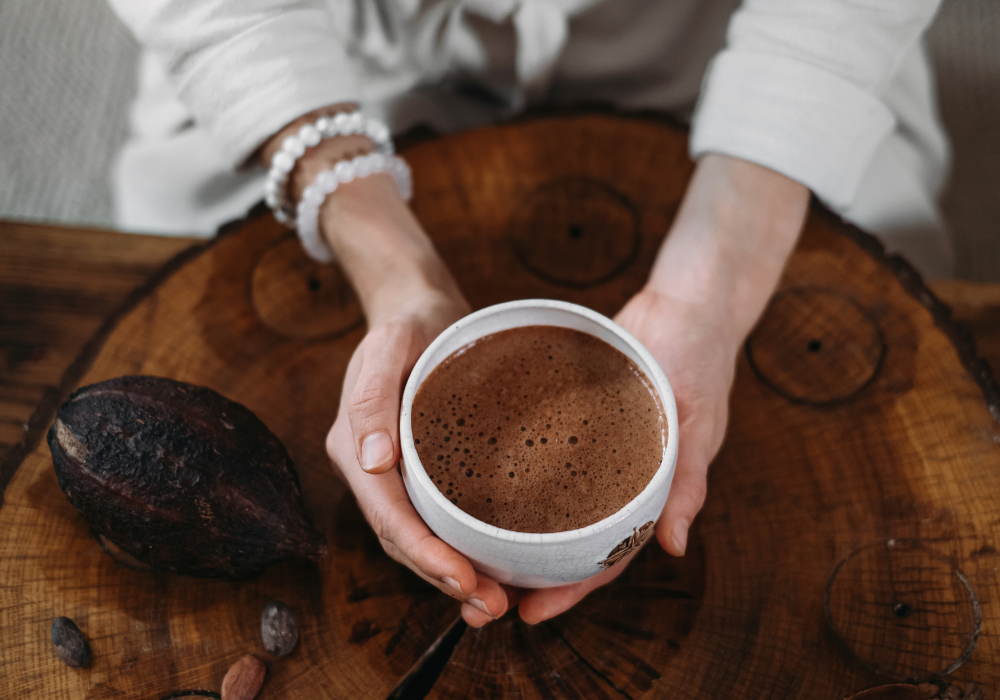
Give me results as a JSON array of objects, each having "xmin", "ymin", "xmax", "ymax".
[
  {"xmin": 369, "ymin": 283, "xmax": 470, "ymax": 333},
  {"xmin": 645, "ymin": 154, "xmax": 808, "ymax": 340},
  {"xmin": 365, "ymin": 262, "xmax": 469, "ymax": 328},
  {"xmin": 259, "ymin": 104, "xmax": 358, "ymax": 166},
  {"xmin": 261, "ymin": 104, "xmax": 381, "ymax": 207},
  {"xmin": 260, "ymin": 106, "xmax": 466, "ymax": 326},
  {"xmin": 319, "ymin": 175, "xmax": 467, "ymax": 323}
]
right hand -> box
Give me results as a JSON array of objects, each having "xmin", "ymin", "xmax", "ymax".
[
  {"xmin": 324, "ymin": 274, "xmax": 512, "ymax": 626},
  {"xmin": 263, "ymin": 109, "xmax": 511, "ymax": 625}
]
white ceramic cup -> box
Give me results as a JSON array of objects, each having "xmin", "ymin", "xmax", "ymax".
[{"xmin": 400, "ymin": 299, "xmax": 678, "ymax": 588}]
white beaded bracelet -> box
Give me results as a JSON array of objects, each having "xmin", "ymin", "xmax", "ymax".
[
  {"xmin": 296, "ymin": 152, "xmax": 413, "ymax": 263},
  {"xmin": 264, "ymin": 111, "xmax": 393, "ymax": 224}
]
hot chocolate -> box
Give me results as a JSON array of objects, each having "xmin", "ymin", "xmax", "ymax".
[{"xmin": 411, "ymin": 325, "xmax": 665, "ymax": 533}]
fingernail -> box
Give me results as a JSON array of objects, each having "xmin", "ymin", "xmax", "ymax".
[
  {"xmin": 360, "ymin": 432, "xmax": 394, "ymax": 472},
  {"xmin": 672, "ymin": 518, "xmax": 689, "ymax": 556},
  {"xmin": 467, "ymin": 598, "xmax": 494, "ymax": 618},
  {"xmin": 442, "ymin": 576, "xmax": 464, "ymax": 595}
]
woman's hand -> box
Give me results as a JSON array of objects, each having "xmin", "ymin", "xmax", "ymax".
[
  {"xmin": 514, "ymin": 153, "xmax": 809, "ymax": 624},
  {"xmin": 315, "ymin": 176, "xmax": 514, "ymax": 624},
  {"xmin": 324, "ymin": 283, "xmax": 512, "ymax": 624},
  {"xmin": 278, "ymin": 130, "xmax": 511, "ymax": 625},
  {"xmin": 615, "ymin": 288, "xmax": 736, "ymax": 557},
  {"xmin": 262, "ymin": 110, "xmax": 513, "ymax": 624},
  {"xmin": 513, "ymin": 291, "xmax": 738, "ymax": 624}
]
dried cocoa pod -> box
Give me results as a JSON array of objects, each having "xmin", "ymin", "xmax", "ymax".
[
  {"xmin": 51, "ymin": 616, "xmax": 91, "ymax": 668},
  {"xmin": 48, "ymin": 376, "xmax": 327, "ymax": 578},
  {"xmin": 221, "ymin": 654, "xmax": 266, "ymax": 700},
  {"xmin": 261, "ymin": 600, "xmax": 298, "ymax": 657}
]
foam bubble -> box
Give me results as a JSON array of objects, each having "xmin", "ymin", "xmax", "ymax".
[{"xmin": 412, "ymin": 325, "xmax": 665, "ymax": 533}]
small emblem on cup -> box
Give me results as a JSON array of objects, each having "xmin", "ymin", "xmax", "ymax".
[{"xmin": 599, "ymin": 520, "xmax": 655, "ymax": 569}]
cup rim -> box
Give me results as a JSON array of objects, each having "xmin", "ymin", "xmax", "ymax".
[{"xmin": 400, "ymin": 299, "xmax": 679, "ymax": 545}]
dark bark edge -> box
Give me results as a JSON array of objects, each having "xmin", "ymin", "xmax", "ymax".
[{"xmin": 813, "ymin": 202, "xmax": 1000, "ymax": 427}]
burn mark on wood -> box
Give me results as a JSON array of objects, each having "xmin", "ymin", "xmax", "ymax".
[
  {"xmin": 506, "ymin": 177, "xmax": 641, "ymax": 289},
  {"xmin": 825, "ymin": 539, "xmax": 982, "ymax": 681},
  {"xmin": 746, "ymin": 287, "xmax": 885, "ymax": 405},
  {"xmin": 969, "ymin": 544, "xmax": 996, "ymax": 559},
  {"xmin": 384, "ymin": 617, "xmax": 408, "ymax": 657},
  {"xmin": 350, "ymin": 619, "xmax": 382, "ymax": 644}
]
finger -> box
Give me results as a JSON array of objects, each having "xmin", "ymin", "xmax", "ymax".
[
  {"xmin": 387, "ymin": 538, "xmax": 509, "ymax": 621},
  {"xmin": 517, "ymin": 549, "xmax": 637, "ymax": 624},
  {"xmin": 327, "ymin": 348, "xmax": 365, "ymax": 481},
  {"xmin": 344, "ymin": 450, "xmax": 508, "ymax": 617},
  {"xmin": 461, "ymin": 602, "xmax": 495, "ymax": 628},
  {"xmin": 331, "ymin": 409, "xmax": 479, "ymax": 591},
  {"xmin": 348, "ymin": 322, "xmax": 422, "ymax": 474},
  {"xmin": 381, "ymin": 530, "xmax": 509, "ymax": 620},
  {"xmin": 331, "ymin": 417, "xmax": 508, "ymax": 619},
  {"xmin": 377, "ymin": 507, "xmax": 508, "ymax": 618},
  {"xmin": 332, "ymin": 396, "xmax": 509, "ymax": 619},
  {"xmin": 655, "ymin": 423, "xmax": 711, "ymax": 557},
  {"xmin": 500, "ymin": 584, "xmax": 526, "ymax": 610},
  {"xmin": 363, "ymin": 470, "xmax": 477, "ymax": 589},
  {"xmin": 380, "ymin": 526, "xmax": 508, "ymax": 617},
  {"xmin": 462, "ymin": 586, "xmax": 525, "ymax": 626}
]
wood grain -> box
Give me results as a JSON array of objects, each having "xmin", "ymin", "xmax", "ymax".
[
  {"xmin": 0, "ymin": 222, "xmax": 197, "ymax": 462},
  {"xmin": 1, "ymin": 115, "xmax": 999, "ymax": 698}
]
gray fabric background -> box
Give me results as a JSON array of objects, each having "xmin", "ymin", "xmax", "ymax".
[
  {"xmin": 928, "ymin": 1, "xmax": 1000, "ymax": 282},
  {"xmin": 0, "ymin": 0, "xmax": 136, "ymax": 230},
  {"xmin": 0, "ymin": 0, "xmax": 997, "ymax": 280}
]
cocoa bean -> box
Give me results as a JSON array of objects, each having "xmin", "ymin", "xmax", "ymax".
[
  {"xmin": 261, "ymin": 600, "xmax": 298, "ymax": 657},
  {"xmin": 51, "ymin": 616, "xmax": 91, "ymax": 668},
  {"xmin": 47, "ymin": 376, "xmax": 327, "ymax": 578},
  {"xmin": 221, "ymin": 654, "xmax": 266, "ymax": 700}
]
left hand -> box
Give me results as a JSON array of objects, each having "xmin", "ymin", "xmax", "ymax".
[
  {"xmin": 511, "ymin": 287, "xmax": 739, "ymax": 623},
  {"xmin": 505, "ymin": 154, "xmax": 809, "ymax": 625}
]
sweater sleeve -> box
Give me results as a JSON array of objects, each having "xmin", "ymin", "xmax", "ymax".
[
  {"xmin": 689, "ymin": 0, "xmax": 942, "ymax": 212},
  {"xmin": 107, "ymin": 0, "xmax": 361, "ymax": 168}
]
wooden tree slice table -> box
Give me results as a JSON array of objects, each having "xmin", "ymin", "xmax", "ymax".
[{"xmin": 1, "ymin": 115, "xmax": 998, "ymax": 699}]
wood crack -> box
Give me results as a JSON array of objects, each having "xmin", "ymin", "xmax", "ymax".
[
  {"xmin": 387, "ymin": 616, "xmax": 467, "ymax": 699},
  {"xmin": 550, "ymin": 622, "xmax": 637, "ymax": 700}
]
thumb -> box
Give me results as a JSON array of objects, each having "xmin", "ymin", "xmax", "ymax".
[{"xmin": 349, "ymin": 322, "xmax": 421, "ymax": 474}]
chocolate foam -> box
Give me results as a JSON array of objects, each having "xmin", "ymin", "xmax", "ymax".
[{"xmin": 412, "ymin": 325, "xmax": 665, "ymax": 533}]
